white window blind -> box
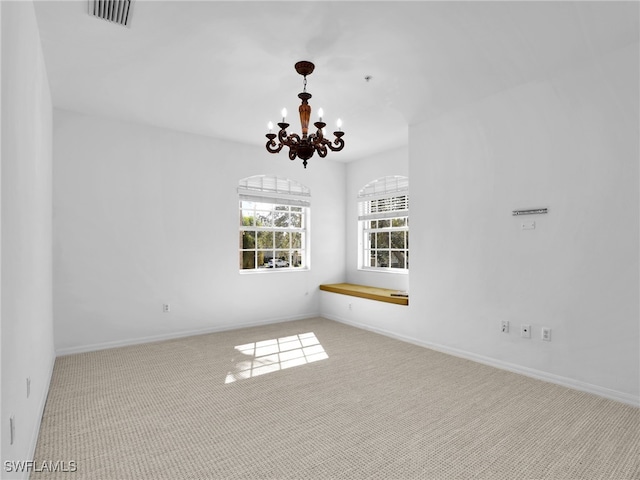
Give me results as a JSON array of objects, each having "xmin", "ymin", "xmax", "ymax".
[
  {"xmin": 358, "ymin": 176, "xmax": 409, "ymax": 220},
  {"xmin": 238, "ymin": 175, "xmax": 311, "ymax": 207},
  {"xmin": 358, "ymin": 175, "xmax": 408, "ymax": 198}
]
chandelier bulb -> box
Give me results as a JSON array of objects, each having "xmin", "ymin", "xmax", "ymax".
[
  {"xmin": 281, "ymin": 108, "xmax": 287, "ymax": 122},
  {"xmin": 318, "ymin": 108, "xmax": 324, "ymax": 122},
  {"xmin": 267, "ymin": 121, "xmax": 273, "ymax": 133},
  {"xmin": 336, "ymin": 118, "xmax": 343, "ymax": 131}
]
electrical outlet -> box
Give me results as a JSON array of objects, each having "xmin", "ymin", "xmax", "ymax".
[
  {"xmin": 501, "ymin": 321, "xmax": 509, "ymax": 333},
  {"xmin": 348, "ymin": 303, "xmax": 352, "ymax": 310},
  {"xmin": 163, "ymin": 303, "xmax": 170, "ymax": 313},
  {"xmin": 521, "ymin": 324, "xmax": 531, "ymax": 338},
  {"xmin": 542, "ymin": 327, "xmax": 551, "ymax": 341}
]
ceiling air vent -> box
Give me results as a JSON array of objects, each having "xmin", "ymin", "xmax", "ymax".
[{"xmin": 89, "ymin": 0, "xmax": 134, "ymax": 27}]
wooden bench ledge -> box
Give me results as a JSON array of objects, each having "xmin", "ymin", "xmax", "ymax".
[{"xmin": 319, "ymin": 283, "xmax": 408, "ymax": 306}]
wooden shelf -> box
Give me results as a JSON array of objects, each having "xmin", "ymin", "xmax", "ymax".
[{"xmin": 319, "ymin": 283, "xmax": 408, "ymax": 306}]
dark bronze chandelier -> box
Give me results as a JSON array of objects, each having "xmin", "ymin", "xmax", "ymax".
[{"xmin": 266, "ymin": 61, "xmax": 345, "ymax": 168}]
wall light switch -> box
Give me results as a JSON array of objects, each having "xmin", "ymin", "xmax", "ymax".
[{"xmin": 521, "ymin": 221, "xmax": 536, "ymax": 230}]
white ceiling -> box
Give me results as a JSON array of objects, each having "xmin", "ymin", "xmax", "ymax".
[{"xmin": 33, "ymin": 1, "xmax": 638, "ymax": 162}]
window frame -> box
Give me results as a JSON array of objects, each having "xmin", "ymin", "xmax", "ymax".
[
  {"xmin": 357, "ymin": 176, "xmax": 409, "ymax": 273},
  {"xmin": 238, "ymin": 175, "xmax": 311, "ymax": 273}
]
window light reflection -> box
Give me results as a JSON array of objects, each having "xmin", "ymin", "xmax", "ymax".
[{"xmin": 225, "ymin": 332, "xmax": 328, "ymax": 384}]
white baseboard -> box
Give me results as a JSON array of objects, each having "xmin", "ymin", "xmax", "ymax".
[
  {"xmin": 324, "ymin": 313, "xmax": 640, "ymax": 408},
  {"xmin": 23, "ymin": 351, "xmax": 56, "ymax": 480},
  {"xmin": 55, "ymin": 313, "xmax": 321, "ymax": 356}
]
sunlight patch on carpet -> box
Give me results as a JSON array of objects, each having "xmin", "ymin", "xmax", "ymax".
[{"xmin": 225, "ymin": 332, "xmax": 328, "ymax": 384}]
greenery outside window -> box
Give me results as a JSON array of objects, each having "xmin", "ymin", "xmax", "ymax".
[
  {"xmin": 239, "ymin": 175, "xmax": 310, "ymax": 271},
  {"xmin": 358, "ymin": 176, "xmax": 409, "ymax": 271}
]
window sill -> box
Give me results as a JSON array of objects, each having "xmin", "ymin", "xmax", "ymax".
[
  {"xmin": 240, "ymin": 268, "xmax": 309, "ymax": 275},
  {"xmin": 358, "ymin": 267, "xmax": 408, "ymax": 275},
  {"xmin": 319, "ymin": 283, "xmax": 408, "ymax": 306}
]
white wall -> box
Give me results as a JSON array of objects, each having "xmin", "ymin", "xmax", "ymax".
[
  {"xmin": 53, "ymin": 110, "xmax": 346, "ymax": 354},
  {"xmin": 321, "ymin": 146, "xmax": 415, "ymax": 348},
  {"xmin": 1, "ymin": 2, "xmax": 55, "ymax": 477},
  {"xmin": 345, "ymin": 146, "xmax": 409, "ymax": 292},
  {"xmin": 407, "ymin": 42, "xmax": 639, "ymax": 404}
]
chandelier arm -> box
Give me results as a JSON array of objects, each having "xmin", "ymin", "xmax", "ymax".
[
  {"xmin": 285, "ymin": 133, "xmax": 301, "ymax": 146},
  {"xmin": 266, "ymin": 139, "xmax": 283, "ymax": 154},
  {"xmin": 327, "ymin": 135, "xmax": 345, "ymax": 152},
  {"xmin": 316, "ymin": 145, "xmax": 328, "ymax": 158},
  {"xmin": 278, "ymin": 127, "xmax": 290, "ymax": 145},
  {"xmin": 313, "ymin": 123, "xmax": 325, "ymax": 142},
  {"xmin": 318, "ymin": 136, "xmax": 332, "ymax": 147},
  {"xmin": 309, "ymin": 133, "xmax": 321, "ymax": 147},
  {"xmin": 288, "ymin": 148, "xmax": 298, "ymax": 161}
]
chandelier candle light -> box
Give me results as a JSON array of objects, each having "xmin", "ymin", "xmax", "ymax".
[{"xmin": 266, "ymin": 61, "xmax": 345, "ymax": 168}]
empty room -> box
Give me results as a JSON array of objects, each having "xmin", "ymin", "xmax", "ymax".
[{"xmin": 2, "ymin": 1, "xmax": 639, "ymax": 479}]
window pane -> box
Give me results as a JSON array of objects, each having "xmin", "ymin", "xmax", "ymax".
[
  {"xmin": 390, "ymin": 251, "xmax": 405, "ymax": 269},
  {"xmin": 290, "ymin": 213, "xmax": 302, "ymax": 228},
  {"xmin": 257, "ymin": 231, "xmax": 273, "ymax": 249},
  {"xmin": 377, "ymin": 251, "xmax": 389, "ymax": 267},
  {"xmin": 392, "ymin": 217, "xmax": 407, "ymax": 227},
  {"xmin": 256, "ymin": 210, "xmax": 272, "ymax": 227},
  {"xmin": 240, "ymin": 202, "xmax": 255, "ymax": 226},
  {"xmin": 275, "ymin": 251, "xmax": 290, "ymax": 266},
  {"xmin": 376, "ymin": 232, "xmax": 389, "ymax": 248},
  {"xmin": 275, "ymin": 231, "xmax": 290, "ymax": 249},
  {"xmin": 378, "ymin": 219, "xmax": 391, "ymax": 228},
  {"xmin": 368, "ymin": 232, "xmax": 376, "ymax": 248},
  {"xmin": 257, "ymin": 251, "xmax": 267, "ymax": 268},
  {"xmin": 366, "ymin": 250, "xmax": 375, "ymax": 267},
  {"xmin": 242, "ymin": 231, "xmax": 255, "ymax": 249},
  {"xmin": 291, "ymin": 232, "xmax": 302, "ymax": 249},
  {"xmin": 369, "ymin": 220, "xmax": 377, "ymax": 229},
  {"xmin": 262, "ymin": 251, "xmax": 275, "ymax": 267},
  {"xmin": 274, "ymin": 210, "xmax": 289, "ymax": 227},
  {"xmin": 241, "ymin": 251, "xmax": 255, "ymax": 270},
  {"xmin": 391, "ymin": 231, "xmax": 405, "ymax": 249},
  {"xmin": 291, "ymin": 250, "xmax": 303, "ymax": 267}
]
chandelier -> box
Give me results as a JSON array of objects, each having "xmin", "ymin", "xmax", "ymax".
[{"xmin": 265, "ymin": 61, "xmax": 345, "ymax": 168}]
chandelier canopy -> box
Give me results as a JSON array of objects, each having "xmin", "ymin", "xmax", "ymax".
[{"xmin": 265, "ymin": 61, "xmax": 345, "ymax": 168}]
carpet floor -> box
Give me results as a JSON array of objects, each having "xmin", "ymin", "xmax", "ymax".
[{"xmin": 33, "ymin": 317, "xmax": 640, "ymax": 479}]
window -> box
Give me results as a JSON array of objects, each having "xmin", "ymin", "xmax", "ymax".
[
  {"xmin": 358, "ymin": 176, "xmax": 409, "ymax": 271},
  {"xmin": 239, "ymin": 175, "xmax": 310, "ymax": 271}
]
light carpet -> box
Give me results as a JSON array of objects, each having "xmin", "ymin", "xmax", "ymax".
[{"xmin": 33, "ymin": 317, "xmax": 640, "ymax": 479}]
